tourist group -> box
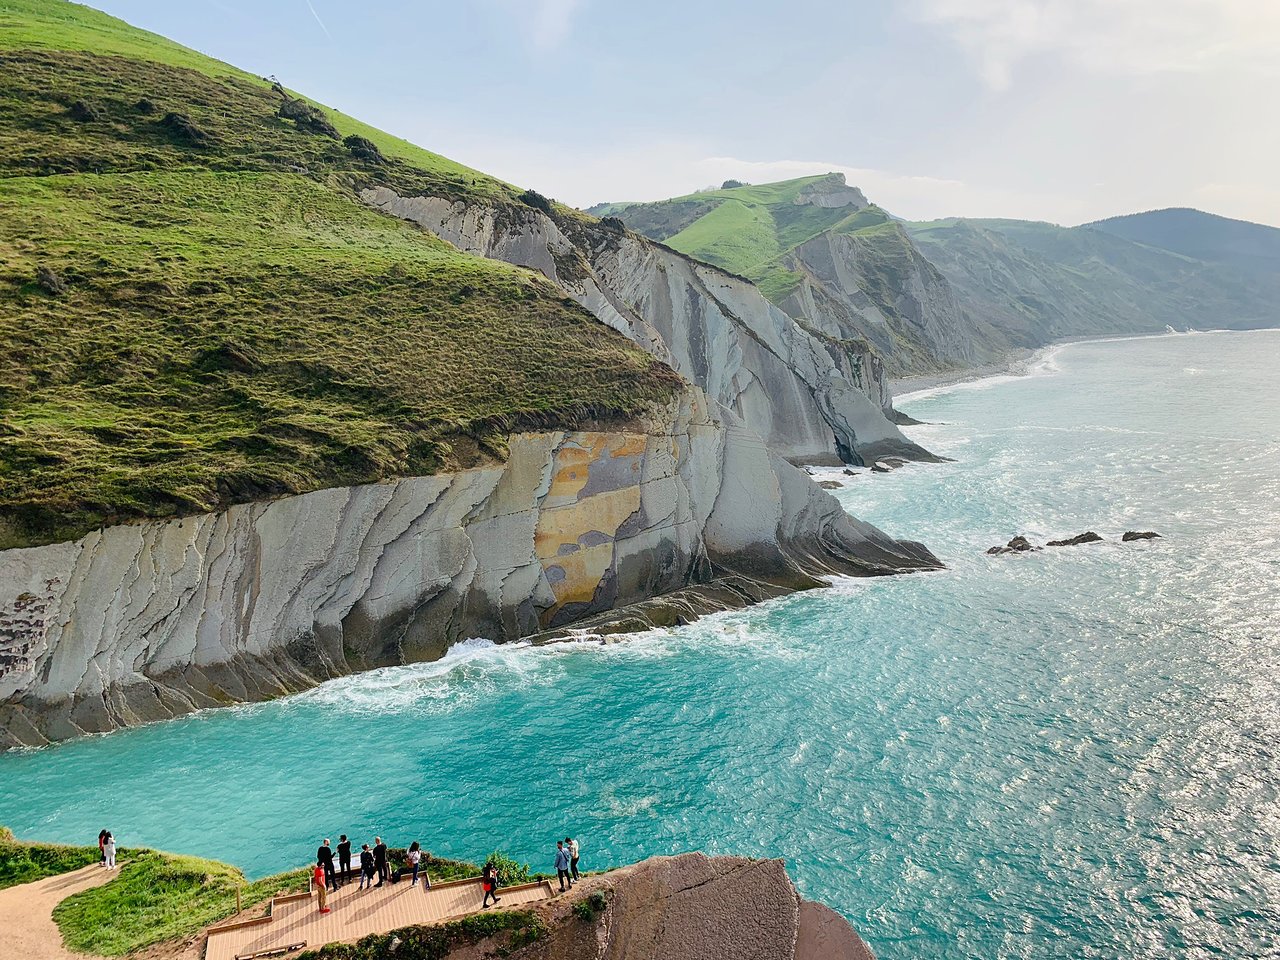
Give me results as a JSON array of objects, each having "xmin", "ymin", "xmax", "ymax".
[{"xmin": 309, "ymin": 834, "xmax": 583, "ymax": 913}]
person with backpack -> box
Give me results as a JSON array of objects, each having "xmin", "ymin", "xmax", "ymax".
[
  {"xmin": 481, "ymin": 861, "xmax": 501, "ymax": 908},
  {"xmin": 554, "ymin": 840, "xmax": 571, "ymax": 892},
  {"xmin": 358, "ymin": 844, "xmax": 375, "ymax": 890},
  {"xmin": 337, "ymin": 835, "xmax": 352, "ymax": 886}
]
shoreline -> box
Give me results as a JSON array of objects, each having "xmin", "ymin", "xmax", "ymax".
[{"xmin": 891, "ymin": 326, "xmax": 1280, "ymax": 401}]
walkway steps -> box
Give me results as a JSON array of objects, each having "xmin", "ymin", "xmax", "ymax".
[{"xmin": 205, "ymin": 877, "xmax": 555, "ymax": 960}]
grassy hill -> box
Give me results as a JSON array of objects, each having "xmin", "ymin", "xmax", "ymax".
[
  {"xmin": 0, "ymin": 0, "xmax": 682, "ymax": 549},
  {"xmin": 906, "ymin": 216, "xmax": 1280, "ymax": 347},
  {"xmin": 590, "ymin": 174, "xmax": 896, "ymax": 303},
  {"xmin": 1087, "ymin": 207, "xmax": 1280, "ymax": 272}
]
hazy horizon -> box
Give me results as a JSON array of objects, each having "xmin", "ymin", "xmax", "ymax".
[{"xmin": 75, "ymin": 0, "xmax": 1280, "ymax": 228}]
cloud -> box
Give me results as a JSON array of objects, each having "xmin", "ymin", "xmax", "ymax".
[
  {"xmin": 532, "ymin": 0, "xmax": 586, "ymax": 49},
  {"xmin": 908, "ymin": 0, "xmax": 1280, "ymax": 90}
]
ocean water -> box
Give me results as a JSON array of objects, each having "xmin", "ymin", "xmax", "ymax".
[{"xmin": 2, "ymin": 330, "xmax": 1279, "ymax": 959}]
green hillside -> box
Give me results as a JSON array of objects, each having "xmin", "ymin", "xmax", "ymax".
[
  {"xmin": 591, "ymin": 175, "xmax": 895, "ymax": 302},
  {"xmin": 1087, "ymin": 207, "xmax": 1280, "ymax": 272},
  {"xmin": 0, "ymin": 0, "xmax": 682, "ymax": 549},
  {"xmin": 906, "ymin": 216, "xmax": 1280, "ymax": 347}
]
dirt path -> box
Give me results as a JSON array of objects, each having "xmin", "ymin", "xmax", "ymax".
[{"xmin": 0, "ymin": 865, "xmax": 114, "ymax": 960}]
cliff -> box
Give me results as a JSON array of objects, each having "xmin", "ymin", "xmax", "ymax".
[
  {"xmin": 466, "ymin": 853, "xmax": 875, "ymax": 960},
  {"xmin": 905, "ymin": 216, "xmax": 1280, "ymax": 349},
  {"xmin": 590, "ymin": 175, "xmax": 999, "ymax": 378},
  {"xmin": 0, "ymin": 389, "xmax": 938, "ymax": 749},
  {"xmin": 359, "ymin": 188, "xmax": 934, "ymax": 466}
]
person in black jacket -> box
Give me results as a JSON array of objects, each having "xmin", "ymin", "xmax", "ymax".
[
  {"xmin": 316, "ymin": 839, "xmax": 338, "ymax": 892},
  {"xmin": 372, "ymin": 837, "xmax": 388, "ymax": 887},
  {"xmin": 336, "ymin": 835, "xmax": 352, "ymax": 886},
  {"xmin": 359, "ymin": 843, "xmax": 375, "ymax": 890}
]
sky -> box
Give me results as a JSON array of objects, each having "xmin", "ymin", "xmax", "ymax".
[{"xmin": 88, "ymin": 0, "xmax": 1280, "ymax": 226}]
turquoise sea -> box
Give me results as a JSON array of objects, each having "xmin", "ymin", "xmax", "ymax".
[{"xmin": 2, "ymin": 330, "xmax": 1279, "ymax": 958}]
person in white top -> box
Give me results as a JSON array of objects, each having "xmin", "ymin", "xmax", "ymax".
[
  {"xmin": 407, "ymin": 841, "xmax": 428, "ymax": 888},
  {"xmin": 103, "ymin": 832, "xmax": 117, "ymax": 870},
  {"xmin": 565, "ymin": 836, "xmax": 580, "ymax": 882}
]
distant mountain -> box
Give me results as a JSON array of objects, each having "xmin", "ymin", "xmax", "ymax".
[
  {"xmin": 591, "ymin": 174, "xmax": 1004, "ymax": 377},
  {"xmin": 907, "ymin": 216, "xmax": 1280, "ymax": 348},
  {"xmin": 595, "ymin": 180, "xmax": 1280, "ymax": 378},
  {"xmin": 1087, "ymin": 207, "xmax": 1280, "ymax": 273}
]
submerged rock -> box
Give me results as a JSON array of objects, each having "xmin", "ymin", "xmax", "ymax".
[
  {"xmin": 987, "ymin": 535, "xmax": 1038, "ymax": 555},
  {"xmin": 1046, "ymin": 532, "xmax": 1104, "ymax": 547},
  {"xmin": 1122, "ymin": 530, "xmax": 1162, "ymax": 541},
  {"xmin": 870, "ymin": 461, "xmax": 891, "ymax": 473}
]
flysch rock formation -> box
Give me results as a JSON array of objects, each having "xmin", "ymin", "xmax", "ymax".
[
  {"xmin": 0, "ymin": 389, "xmax": 938, "ymax": 748},
  {"xmin": 359, "ymin": 188, "xmax": 936, "ymax": 467},
  {"xmin": 472, "ymin": 853, "xmax": 875, "ymax": 960}
]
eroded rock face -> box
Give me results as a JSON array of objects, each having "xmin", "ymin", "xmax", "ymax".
[
  {"xmin": 0, "ymin": 389, "xmax": 938, "ymax": 749},
  {"xmin": 507, "ymin": 853, "xmax": 875, "ymax": 960},
  {"xmin": 359, "ymin": 188, "xmax": 934, "ymax": 467}
]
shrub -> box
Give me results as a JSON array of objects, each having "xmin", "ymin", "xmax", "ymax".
[
  {"xmin": 517, "ymin": 189, "xmax": 552, "ymax": 214},
  {"xmin": 299, "ymin": 910, "xmax": 544, "ymax": 960},
  {"xmin": 721, "ymin": 179, "xmax": 749, "ymax": 189},
  {"xmin": 600, "ymin": 216, "xmax": 626, "ymax": 233},
  {"xmin": 483, "ymin": 850, "xmax": 530, "ymax": 886},
  {"xmin": 572, "ymin": 891, "xmax": 609, "ymax": 922}
]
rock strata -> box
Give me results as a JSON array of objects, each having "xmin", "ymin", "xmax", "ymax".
[
  {"xmin": 359, "ymin": 188, "xmax": 935, "ymax": 467},
  {"xmin": 504, "ymin": 853, "xmax": 876, "ymax": 960},
  {"xmin": 0, "ymin": 388, "xmax": 939, "ymax": 749}
]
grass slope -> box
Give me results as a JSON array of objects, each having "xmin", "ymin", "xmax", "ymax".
[
  {"xmin": 599, "ymin": 176, "xmax": 902, "ymax": 307},
  {"xmin": 0, "ymin": 826, "xmax": 110, "ymax": 889},
  {"xmin": 0, "ymin": 2, "xmax": 682, "ymax": 548}
]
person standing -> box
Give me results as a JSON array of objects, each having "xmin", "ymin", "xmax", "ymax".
[
  {"xmin": 373, "ymin": 837, "xmax": 388, "ymax": 887},
  {"xmin": 317, "ymin": 839, "xmax": 337, "ymax": 892},
  {"xmin": 313, "ymin": 863, "xmax": 330, "ymax": 914},
  {"xmin": 481, "ymin": 861, "xmax": 501, "ymax": 908},
  {"xmin": 103, "ymin": 832, "xmax": 117, "ymax": 870},
  {"xmin": 554, "ymin": 841, "xmax": 571, "ymax": 893},
  {"xmin": 566, "ymin": 836, "xmax": 580, "ymax": 882},
  {"xmin": 97, "ymin": 830, "xmax": 108, "ymax": 867},
  {"xmin": 358, "ymin": 844, "xmax": 375, "ymax": 890},
  {"xmin": 337, "ymin": 835, "xmax": 352, "ymax": 886},
  {"xmin": 406, "ymin": 841, "xmax": 428, "ymax": 888}
]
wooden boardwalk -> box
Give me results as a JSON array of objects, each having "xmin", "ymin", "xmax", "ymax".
[{"xmin": 205, "ymin": 876, "xmax": 556, "ymax": 960}]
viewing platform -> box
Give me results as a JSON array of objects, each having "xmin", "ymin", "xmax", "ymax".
[{"xmin": 204, "ymin": 876, "xmax": 556, "ymax": 960}]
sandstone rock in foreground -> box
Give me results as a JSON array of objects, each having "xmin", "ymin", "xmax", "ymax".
[{"xmin": 492, "ymin": 853, "xmax": 874, "ymax": 960}]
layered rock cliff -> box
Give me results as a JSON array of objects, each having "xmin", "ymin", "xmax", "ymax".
[
  {"xmin": 472, "ymin": 853, "xmax": 875, "ymax": 960},
  {"xmin": 589, "ymin": 175, "xmax": 999, "ymax": 379},
  {"xmin": 359, "ymin": 188, "xmax": 934, "ymax": 466},
  {"xmin": 0, "ymin": 389, "xmax": 938, "ymax": 749}
]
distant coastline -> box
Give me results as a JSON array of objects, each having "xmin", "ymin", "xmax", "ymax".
[{"xmin": 891, "ymin": 325, "xmax": 1280, "ymax": 401}]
